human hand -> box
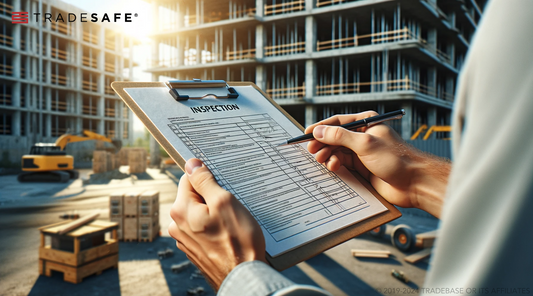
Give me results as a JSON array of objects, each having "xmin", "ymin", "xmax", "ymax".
[
  {"xmin": 168, "ymin": 158, "xmax": 267, "ymax": 290},
  {"xmin": 305, "ymin": 111, "xmax": 450, "ymax": 218}
]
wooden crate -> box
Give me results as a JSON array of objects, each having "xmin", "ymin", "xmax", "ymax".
[
  {"xmin": 129, "ymin": 162, "xmax": 146, "ymax": 174},
  {"xmin": 124, "ymin": 192, "xmax": 139, "ymax": 217},
  {"xmin": 38, "ymin": 220, "xmax": 119, "ymax": 284},
  {"xmin": 110, "ymin": 217, "xmax": 123, "ymax": 240},
  {"xmin": 124, "ymin": 217, "xmax": 138, "ymax": 241},
  {"xmin": 93, "ymin": 151, "xmax": 108, "ymax": 163},
  {"xmin": 139, "ymin": 191, "xmax": 159, "ymax": 217},
  {"xmin": 106, "ymin": 152, "xmax": 112, "ymax": 172},
  {"xmin": 39, "ymin": 254, "xmax": 118, "ymax": 284},
  {"xmin": 109, "ymin": 193, "xmax": 123, "ymax": 217},
  {"xmin": 128, "ymin": 149, "xmax": 147, "ymax": 173},
  {"xmin": 138, "ymin": 217, "xmax": 160, "ymax": 242}
]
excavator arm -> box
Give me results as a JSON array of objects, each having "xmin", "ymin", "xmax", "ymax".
[{"xmin": 55, "ymin": 130, "xmax": 122, "ymax": 151}]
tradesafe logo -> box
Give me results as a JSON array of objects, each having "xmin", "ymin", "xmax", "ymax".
[
  {"xmin": 12, "ymin": 12, "xmax": 29, "ymax": 23},
  {"xmin": 12, "ymin": 11, "xmax": 138, "ymax": 24}
]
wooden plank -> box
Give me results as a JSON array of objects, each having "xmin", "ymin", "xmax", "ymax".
[
  {"xmin": 39, "ymin": 220, "xmax": 70, "ymax": 231},
  {"xmin": 353, "ymin": 253, "xmax": 390, "ymax": 258},
  {"xmin": 415, "ymin": 230, "xmax": 438, "ymax": 248},
  {"xmin": 404, "ymin": 248, "xmax": 432, "ymax": 264},
  {"xmin": 351, "ymin": 249, "xmax": 391, "ymax": 258},
  {"xmin": 56, "ymin": 213, "xmax": 100, "ymax": 235}
]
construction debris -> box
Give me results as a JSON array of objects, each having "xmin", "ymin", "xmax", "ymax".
[
  {"xmin": 187, "ymin": 286, "xmax": 205, "ymax": 295},
  {"xmin": 158, "ymin": 248, "xmax": 174, "ymax": 260},
  {"xmin": 59, "ymin": 213, "xmax": 80, "ymax": 219},
  {"xmin": 171, "ymin": 260, "xmax": 191, "ymax": 273},
  {"xmin": 189, "ymin": 269, "xmax": 204, "ymax": 280},
  {"xmin": 351, "ymin": 249, "xmax": 391, "ymax": 258},
  {"xmin": 391, "ymin": 269, "xmax": 409, "ymax": 283},
  {"xmin": 404, "ymin": 248, "xmax": 432, "ymax": 264}
]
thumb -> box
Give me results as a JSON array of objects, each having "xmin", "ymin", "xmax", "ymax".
[
  {"xmin": 313, "ymin": 125, "xmax": 374, "ymax": 155},
  {"xmin": 185, "ymin": 158, "xmax": 228, "ymax": 205}
]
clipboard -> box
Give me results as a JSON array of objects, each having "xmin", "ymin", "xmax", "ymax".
[{"xmin": 112, "ymin": 80, "xmax": 401, "ymax": 271}]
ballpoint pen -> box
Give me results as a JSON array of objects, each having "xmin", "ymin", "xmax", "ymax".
[{"xmin": 277, "ymin": 109, "xmax": 406, "ymax": 146}]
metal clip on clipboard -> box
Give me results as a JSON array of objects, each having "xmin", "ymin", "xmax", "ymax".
[{"xmin": 165, "ymin": 79, "xmax": 239, "ymax": 101}]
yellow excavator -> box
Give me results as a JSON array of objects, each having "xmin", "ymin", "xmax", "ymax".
[{"xmin": 18, "ymin": 130, "xmax": 122, "ymax": 183}]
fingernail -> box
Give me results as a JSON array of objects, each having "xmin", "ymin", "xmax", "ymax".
[
  {"xmin": 314, "ymin": 126, "xmax": 325, "ymax": 139},
  {"xmin": 186, "ymin": 158, "xmax": 203, "ymax": 175}
]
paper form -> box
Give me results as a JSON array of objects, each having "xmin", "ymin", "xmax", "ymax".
[{"xmin": 125, "ymin": 86, "xmax": 387, "ymax": 257}]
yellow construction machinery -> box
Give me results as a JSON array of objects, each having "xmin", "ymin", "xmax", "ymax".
[
  {"xmin": 411, "ymin": 125, "xmax": 452, "ymax": 140},
  {"xmin": 18, "ymin": 130, "xmax": 122, "ymax": 183}
]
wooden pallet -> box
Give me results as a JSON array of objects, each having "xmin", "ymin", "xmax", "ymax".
[
  {"xmin": 138, "ymin": 230, "xmax": 160, "ymax": 243},
  {"xmin": 39, "ymin": 253, "xmax": 118, "ymax": 284}
]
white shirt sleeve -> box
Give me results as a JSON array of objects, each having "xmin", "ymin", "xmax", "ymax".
[{"xmin": 424, "ymin": 0, "xmax": 533, "ymax": 294}]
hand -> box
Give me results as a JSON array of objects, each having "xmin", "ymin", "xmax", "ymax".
[
  {"xmin": 305, "ymin": 111, "xmax": 450, "ymax": 218},
  {"xmin": 168, "ymin": 158, "xmax": 267, "ymax": 290}
]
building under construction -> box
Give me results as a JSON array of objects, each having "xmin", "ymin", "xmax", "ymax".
[
  {"xmin": 0, "ymin": 0, "xmax": 137, "ymax": 166},
  {"xmin": 147, "ymin": 0, "xmax": 485, "ymax": 140}
]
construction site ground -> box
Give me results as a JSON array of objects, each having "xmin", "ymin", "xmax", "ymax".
[{"xmin": 0, "ymin": 166, "xmax": 438, "ymax": 296}]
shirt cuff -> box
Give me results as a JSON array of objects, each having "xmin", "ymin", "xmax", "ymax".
[{"xmin": 217, "ymin": 261, "xmax": 295, "ymax": 296}]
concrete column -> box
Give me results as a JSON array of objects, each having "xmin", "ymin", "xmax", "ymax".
[
  {"xmin": 76, "ymin": 116, "xmax": 82, "ymax": 132},
  {"xmin": 305, "ymin": 16, "xmax": 316, "ymax": 54},
  {"xmin": 401, "ymin": 102, "xmax": 412, "ymax": 139},
  {"xmin": 305, "ymin": 60, "xmax": 316, "ymax": 100},
  {"xmin": 255, "ymin": 65, "xmax": 266, "ymax": 90},
  {"xmin": 305, "ymin": 105, "xmax": 316, "ymax": 127},
  {"xmin": 45, "ymin": 88, "xmax": 51, "ymax": 111},
  {"xmin": 196, "ymin": 34, "xmax": 201, "ymax": 65},
  {"xmin": 427, "ymin": 28, "xmax": 437, "ymax": 51},
  {"xmin": 45, "ymin": 114, "xmax": 51, "ymax": 138},
  {"xmin": 255, "ymin": 0, "xmax": 264, "ymax": 18},
  {"xmin": 176, "ymin": 2, "xmax": 183, "ymax": 29},
  {"xmin": 428, "ymin": 66, "xmax": 437, "ymax": 97},
  {"xmin": 13, "ymin": 111, "xmax": 21, "ymax": 136},
  {"xmin": 305, "ymin": 0, "xmax": 314, "ymax": 12},
  {"xmin": 255, "ymin": 24, "xmax": 264, "ymax": 59},
  {"xmin": 176, "ymin": 36, "xmax": 183, "ymax": 67},
  {"xmin": 427, "ymin": 106, "xmax": 437, "ymax": 139},
  {"xmin": 446, "ymin": 77, "xmax": 455, "ymax": 101},
  {"xmin": 377, "ymin": 104, "xmax": 385, "ymax": 115},
  {"xmin": 13, "ymin": 82, "xmax": 21, "ymax": 107},
  {"xmin": 447, "ymin": 42, "xmax": 455, "ymax": 68},
  {"xmin": 45, "ymin": 60, "xmax": 51, "ymax": 84},
  {"xmin": 46, "ymin": 32, "xmax": 51, "ymax": 58}
]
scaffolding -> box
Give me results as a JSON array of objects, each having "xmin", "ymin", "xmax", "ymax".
[{"xmin": 146, "ymin": 0, "xmax": 484, "ymax": 139}]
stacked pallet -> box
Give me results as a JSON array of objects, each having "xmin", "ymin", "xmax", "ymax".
[
  {"xmin": 38, "ymin": 219, "xmax": 119, "ymax": 284},
  {"xmin": 109, "ymin": 190, "xmax": 160, "ymax": 242},
  {"xmin": 138, "ymin": 191, "xmax": 160, "ymax": 242},
  {"xmin": 128, "ymin": 149, "xmax": 147, "ymax": 173},
  {"xmin": 93, "ymin": 151, "xmax": 121, "ymax": 173},
  {"xmin": 92, "ymin": 151, "xmax": 109, "ymax": 173}
]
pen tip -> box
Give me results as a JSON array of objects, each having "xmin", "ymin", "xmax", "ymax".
[{"xmin": 276, "ymin": 141, "xmax": 287, "ymax": 147}]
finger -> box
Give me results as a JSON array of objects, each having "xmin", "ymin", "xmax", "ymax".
[
  {"xmin": 173, "ymin": 174, "xmax": 210, "ymax": 232},
  {"xmin": 324, "ymin": 154, "xmax": 341, "ymax": 171},
  {"xmin": 315, "ymin": 145, "xmax": 334, "ymax": 164},
  {"xmin": 305, "ymin": 111, "xmax": 379, "ymax": 134},
  {"xmin": 313, "ymin": 125, "xmax": 376, "ymax": 156},
  {"xmin": 168, "ymin": 221, "xmax": 206, "ymax": 258},
  {"xmin": 307, "ymin": 139, "xmax": 328, "ymax": 154},
  {"xmin": 185, "ymin": 158, "xmax": 231, "ymax": 209}
]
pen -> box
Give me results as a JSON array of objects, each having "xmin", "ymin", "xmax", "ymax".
[{"xmin": 277, "ymin": 109, "xmax": 406, "ymax": 147}]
